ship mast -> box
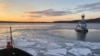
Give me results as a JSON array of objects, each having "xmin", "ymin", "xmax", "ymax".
[
  {"xmin": 81, "ymin": 14, "xmax": 85, "ymax": 21},
  {"xmin": 9, "ymin": 26, "xmax": 14, "ymax": 47},
  {"xmin": 10, "ymin": 26, "xmax": 12, "ymax": 44}
]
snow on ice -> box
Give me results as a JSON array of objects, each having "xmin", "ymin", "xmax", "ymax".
[
  {"xmin": 68, "ymin": 48, "xmax": 92, "ymax": 56},
  {"xmin": 45, "ymin": 48, "xmax": 67, "ymax": 56}
]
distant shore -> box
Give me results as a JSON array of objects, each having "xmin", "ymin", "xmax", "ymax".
[{"xmin": 0, "ymin": 18, "xmax": 100, "ymax": 23}]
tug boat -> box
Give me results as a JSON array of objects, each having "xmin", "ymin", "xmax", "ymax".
[
  {"xmin": 75, "ymin": 14, "xmax": 88, "ymax": 33},
  {"xmin": 0, "ymin": 27, "xmax": 33, "ymax": 56}
]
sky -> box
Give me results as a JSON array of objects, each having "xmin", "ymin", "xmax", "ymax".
[{"xmin": 0, "ymin": 0, "xmax": 100, "ymax": 22}]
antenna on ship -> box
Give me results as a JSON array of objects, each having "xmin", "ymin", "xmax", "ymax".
[
  {"xmin": 6, "ymin": 26, "xmax": 14, "ymax": 48},
  {"xmin": 81, "ymin": 14, "xmax": 85, "ymax": 21},
  {"xmin": 10, "ymin": 26, "xmax": 13, "ymax": 45}
]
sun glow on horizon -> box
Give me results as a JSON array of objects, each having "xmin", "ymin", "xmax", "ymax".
[{"xmin": 0, "ymin": 0, "xmax": 100, "ymax": 22}]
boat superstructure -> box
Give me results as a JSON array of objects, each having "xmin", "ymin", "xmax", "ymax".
[{"xmin": 75, "ymin": 14, "xmax": 88, "ymax": 32}]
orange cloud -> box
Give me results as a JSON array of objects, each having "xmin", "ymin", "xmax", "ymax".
[{"xmin": 0, "ymin": 4, "xmax": 7, "ymax": 10}]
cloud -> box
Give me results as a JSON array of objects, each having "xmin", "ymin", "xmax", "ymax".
[
  {"xmin": 78, "ymin": 2, "xmax": 100, "ymax": 8},
  {"xmin": 26, "ymin": 9, "xmax": 72, "ymax": 17},
  {"xmin": 25, "ymin": 2, "xmax": 100, "ymax": 18},
  {"xmin": 75, "ymin": 2, "xmax": 100, "ymax": 12},
  {"xmin": 29, "ymin": 15, "xmax": 42, "ymax": 18},
  {"xmin": 0, "ymin": 4, "xmax": 7, "ymax": 10}
]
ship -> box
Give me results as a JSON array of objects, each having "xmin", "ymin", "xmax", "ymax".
[{"xmin": 75, "ymin": 14, "xmax": 88, "ymax": 33}]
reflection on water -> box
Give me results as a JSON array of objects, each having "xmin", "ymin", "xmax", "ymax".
[{"xmin": 76, "ymin": 32, "xmax": 88, "ymax": 41}]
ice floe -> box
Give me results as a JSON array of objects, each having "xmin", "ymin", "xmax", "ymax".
[
  {"xmin": 65, "ymin": 43, "xmax": 74, "ymax": 47},
  {"xmin": 16, "ymin": 41, "xmax": 35, "ymax": 47},
  {"xmin": 45, "ymin": 48, "xmax": 67, "ymax": 56},
  {"xmin": 47, "ymin": 43, "xmax": 61, "ymax": 49},
  {"xmin": 68, "ymin": 48, "xmax": 92, "ymax": 56}
]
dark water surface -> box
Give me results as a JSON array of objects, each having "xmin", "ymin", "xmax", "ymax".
[{"xmin": 0, "ymin": 23, "xmax": 100, "ymax": 42}]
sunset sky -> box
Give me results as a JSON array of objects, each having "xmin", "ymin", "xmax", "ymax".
[{"xmin": 0, "ymin": 0, "xmax": 100, "ymax": 22}]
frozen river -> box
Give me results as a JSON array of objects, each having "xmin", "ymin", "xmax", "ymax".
[{"xmin": 0, "ymin": 23, "xmax": 100, "ymax": 56}]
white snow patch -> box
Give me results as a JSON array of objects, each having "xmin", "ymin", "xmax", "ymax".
[
  {"xmin": 47, "ymin": 43, "xmax": 61, "ymax": 49},
  {"xmin": 69, "ymin": 48, "xmax": 92, "ymax": 56},
  {"xmin": 36, "ymin": 43, "xmax": 47, "ymax": 48},
  {"xmin": 65, "ymin": 43, "xmax": 74, "ymax": 47},
  {"xmin": 36, "ymin": 43, "xmax": 61, "ymax": 49},
  {"xmin": 91, "ymin": 43, "xmax": 100, "ymax": 46},
  {"xmin": 45, "ymin": 48, "xmax": 67, "ymax": 56},
  {"xmin": 35, "ymin": 39, "xmax": 48, "ymax": 43},
  {"xmin": 74, "ymin": 41, "xmax": 91, "ymax": 47},
  {"xmin": 0, "ymin": 40, "xmax": 6, "ymax": 48},
  {"xmin": 90, "ymin": 46, "xmax": 100, "ymax": 49},
  {"xmin": 16, "ymin": 41, "xmax": 35, "ymax": 46}
]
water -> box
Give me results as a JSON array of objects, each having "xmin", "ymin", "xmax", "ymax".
[{"xmin": 0, "ymin": 23, "xmax": 100, "ymax": 43}]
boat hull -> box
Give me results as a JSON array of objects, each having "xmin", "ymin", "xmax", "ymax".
[
  {"xmin": 0, "ymin": 48, "xmax": 33, "ymax": 56},
  {"xmin": 75, "ymin": 28, "xmax": 88, "ymax": 33}
]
